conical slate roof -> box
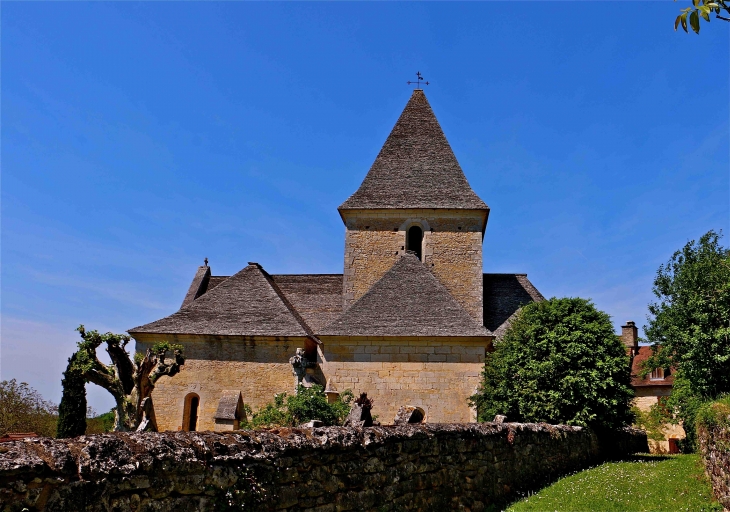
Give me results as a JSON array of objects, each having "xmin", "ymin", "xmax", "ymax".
[
  {"xmin": 339, "ymin": 89, "xmax": 488, "ymax": 211},
  {"xmin": 319, "ymin": 253, "xmax": 491, "ymax": 337},
  {"xmin": 128, "ymin": 263, "xmax": 312, "ymax": 337}
]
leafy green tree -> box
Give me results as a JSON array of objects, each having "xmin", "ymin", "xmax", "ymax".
[
  {"xmin": 675, "ymin": 0, "xmax": 729, "ymax": 34},
  {"xmin": 0, "ymin": 379, "xmax": 58, "ymax": 438},
  {"xmin": 470, "ymin": 297, "xmax": 634, "ymax": 430},
  {"xmin": 643, "ymin": 230, "xmax": 730, "ymax": 450},
  {"xmin": 58, "ymin": 325, "xmax": 185, "ymax": 434},
  {"xmin": 644, "ymin": 231, "xmax": 730, "ymax": 398},
  {"xmin": 246, "ymin": 386, "xmax": 353, "ymax": 428}
]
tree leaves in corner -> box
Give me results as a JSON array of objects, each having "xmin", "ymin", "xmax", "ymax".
[{"xmin": 675, "ymin": 0, "xmax": 730, "ymax": 34}]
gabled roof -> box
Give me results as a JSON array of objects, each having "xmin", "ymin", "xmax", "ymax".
[
  {"xmin": 319, "ymin": 253, "xmax": 491, "ymax": 337},
  {"xmin": 339, "ymin": 89, "xmax": 489, "ymax": 211},
  {"xmin": 483, "ymin": 273, "xmax": 545, "ymax": 339},
  {"xmin": 631, "ymin": 346, "xmax": 674, "ymax": 388},
  {"xmin": 214, "ymin": 391, "xmax": 245, "ymax": 421},
  {"xmin": 128, "ymin": 263, "xmax": 312, "ymax": 337}
]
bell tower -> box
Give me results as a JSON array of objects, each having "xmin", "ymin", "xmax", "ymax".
[{"xmin": 339, "ymin": 89, "xmax": 489, "ymax": 322}]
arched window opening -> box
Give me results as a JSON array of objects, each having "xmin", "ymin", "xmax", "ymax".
[
  {"xmin": 406, "ymin": 226, "xmax": 423, "ymax": 261},
  {"xmin": 183, "ymin": 393, "xmax": 200, "ymax": 432}
]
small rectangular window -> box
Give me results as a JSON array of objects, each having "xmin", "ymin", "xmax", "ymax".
[{"xmin": 650, "ymin": 368, "xmax": 664, "ymax": 380}]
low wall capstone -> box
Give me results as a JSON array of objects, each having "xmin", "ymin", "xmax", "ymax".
[{"xmin": 0, "ymin": 423, "xmax": 648, "ymax": 512}]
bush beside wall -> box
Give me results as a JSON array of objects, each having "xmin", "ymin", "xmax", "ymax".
[{"xmin": 0, "ymin": 423, "xmax": 647, "ymax": 512}]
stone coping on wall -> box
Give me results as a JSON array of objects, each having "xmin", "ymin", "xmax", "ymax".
[{"xmin": 0, "ymin": 423, "xmax": 648, "ymax": 512}]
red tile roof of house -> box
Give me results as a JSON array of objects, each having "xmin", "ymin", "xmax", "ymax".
[
  {"xmin": 631, "ymin": 346, "xmax": 674, "ymax": 387},
  {"xmin": 0, "ymin": 433, "xmax": 38, "ymax": 443}
]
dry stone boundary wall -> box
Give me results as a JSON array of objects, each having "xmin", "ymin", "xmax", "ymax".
[
  {"xmin": 0, "ymin": 423, "xmax": 647, "ymax": 512},
  {"xmin": 699, "ymin": 422, "xmax": 730, "ymax": 511}
]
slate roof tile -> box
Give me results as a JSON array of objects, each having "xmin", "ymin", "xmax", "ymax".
[
  {"xmin": 214, "ymin": 391, "xmax": 245, "ymax": 421},
  {"xmin": 483, "ymin": 274, "xmax": 545, "ymax": 339},
  {"xmin": 319, "ymin": 253, "xmax": 491, "ymax": 337},
  {"xmin": 140, "ymin": 267, "xmax": 545, "ymax": 340},
  {"xmin": 205, "ymin": 276, "xmax": 228, "ymax": 292},
  {"xmin": 339, "ymin": 90, "xmax": 489, "ymax": 211},
  {"xmin": 180, "ymin": 266, "xmax": 211, "ymax": 309},
  {"xmin": 270, "ymin": 274, "xmax": 344, "ymax": 332},
  {"xmin": 128, "ymin": 263, "xmax": 311, "ymax": 337}
]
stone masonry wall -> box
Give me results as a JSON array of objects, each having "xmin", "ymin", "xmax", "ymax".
[
  {"xmin": 135, "ymin": 336, "xmax": 305, "ymax": 432},
  {"xmin": 0, "ymin": 424, "xmax": 648, "ymax": 512},
  {"xmin": 341, "ymin": 210, "xmax": 484, "ymax": 321},
  {"xmin": 632, "ymin": 392, "xmax": 686, "ymax": 454},
  {"xmin": 318, "ymin": 337, "xmax": 490, "ymax": 423},
  {"xmin": 698, "ymin": 419, "xmax": 730, "ymax": 510}
]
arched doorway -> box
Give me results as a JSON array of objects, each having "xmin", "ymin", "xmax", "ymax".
[
  {"xmin": 182, "ymin": 393, "xmax": 200, "ymax": 432},
  {"xmin": 407, "ymin": 225, "xmax": 423, "ymax": 261}
]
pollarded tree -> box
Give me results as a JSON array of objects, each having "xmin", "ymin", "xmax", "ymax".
[
  {"xmin": 57, "ymin": 325, "xmax": 184, "ymax": 435},
  {"xmin": 470, "ymin": 297, "xmax": 634, "ymax": 430}
]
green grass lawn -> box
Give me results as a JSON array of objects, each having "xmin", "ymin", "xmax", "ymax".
[{"xmin": 506, "ymin": 454, "xmax": 721, "ymax": 512}]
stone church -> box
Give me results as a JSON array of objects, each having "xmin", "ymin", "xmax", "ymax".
[{"xmin": 129, "ymin": 89, "xmax": 544, "ymax": 431}]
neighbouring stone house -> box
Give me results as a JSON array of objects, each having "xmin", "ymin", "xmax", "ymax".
[
  {"xmin": 129, "ymin": 89, "xmax": 544, "ymax": 431},
  {"xmin": 622, "ymin": 320, "xmax": 685, "ymax": 453}
]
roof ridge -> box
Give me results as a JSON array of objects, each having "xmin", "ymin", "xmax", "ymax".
[
  {"xmin": 271, "ymin": 273, "xmax": 344, "ymax": 277},
  {"xmin": 128, "ymin": 263, "xmax": 310, "ymax": 337},
  {"xmin": 261, "ymin": 267, "xmax": 319, "ymax": 341}
]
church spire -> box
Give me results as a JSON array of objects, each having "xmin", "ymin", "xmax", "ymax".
[{"xmin": 339, "ymin": 89, "xmax": 488, "ymax": 212}]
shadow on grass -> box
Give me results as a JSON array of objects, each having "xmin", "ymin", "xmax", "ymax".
[{"xmin": 490, "ymin": 453, "xmax": 676, "ymax": 512}]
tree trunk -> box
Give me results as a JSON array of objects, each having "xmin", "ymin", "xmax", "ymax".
[{"xmin": 63, "ymin": 327, "xmax": 185, "ymax": 433}]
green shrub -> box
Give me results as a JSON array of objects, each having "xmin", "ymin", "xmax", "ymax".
[
  {"xmin": 662, "ymin": 373, "xmax": 707, "ymax": 452},
  {"xmin": 243, "ymin": 386, "xmax": 353, "ymax": 428},
  {"xmin": 632, "ymin": 404, "xmax": 672, "ymax": 442},
  {"xmin": 696, "ymin": 394, "xmax": 730, "ymax": 431},
  {"xmin": 470, "ymin": 297, "xmax": 634, "ymax": 430}
]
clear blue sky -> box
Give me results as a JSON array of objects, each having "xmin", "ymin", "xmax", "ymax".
[{"xmin": 2, "ymin": 2, "xmax": 728, "ymax": 413}]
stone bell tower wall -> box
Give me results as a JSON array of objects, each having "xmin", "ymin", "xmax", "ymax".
[{"xmin": 341, "ymin": 209, "xmax": 485, "ymax": 321}]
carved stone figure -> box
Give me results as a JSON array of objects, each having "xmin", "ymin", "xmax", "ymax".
[{"xmin": 289, "ymin": 348, "xmax": 311, "ymax": 385}]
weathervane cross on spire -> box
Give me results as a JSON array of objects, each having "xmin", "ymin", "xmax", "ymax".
[{"xmin": 407, "ymin": 71, "xmax": 430, "ymax": 90}]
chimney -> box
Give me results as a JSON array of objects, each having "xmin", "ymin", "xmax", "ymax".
[{"xmin": 621, "ymin": 321, "xmax": 639, "ymax": 354}]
